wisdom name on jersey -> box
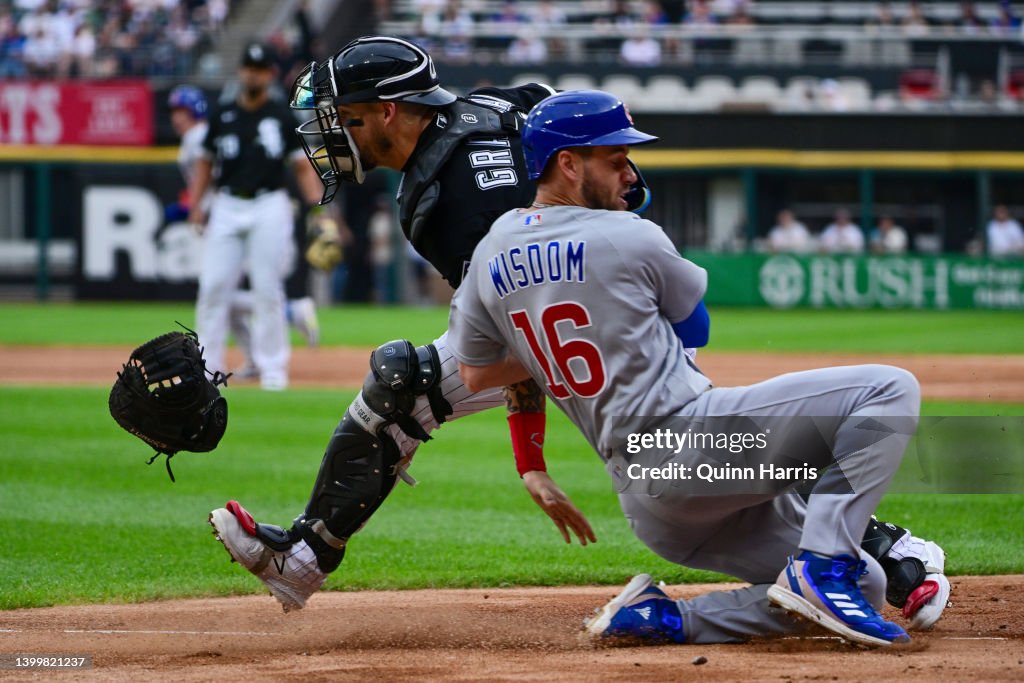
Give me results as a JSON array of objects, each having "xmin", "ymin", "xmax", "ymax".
[{"xmin": 488, "ymin": 238, "xmax": 585, "ymax": 299}]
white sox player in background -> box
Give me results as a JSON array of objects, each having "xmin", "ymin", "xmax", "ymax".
[
  {"xmin": 187, "ymin": 43, "xmax": 324, "ymax": 390},
  {"xmin": 449, "ymin": 90, "xmax": 950, "ymax": 647},
  {"xmin": 168, "ymin": 84, "xmax": 256, "ymax": 376}
]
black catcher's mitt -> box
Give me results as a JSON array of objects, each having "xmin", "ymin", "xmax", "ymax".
[{"xmin": 109, "ymin": 329, "xmax": 229, "ymax": 480}]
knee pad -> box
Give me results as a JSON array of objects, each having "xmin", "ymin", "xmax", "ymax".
[{"xmin": 351, "ymin": 340, "xmax": 453, "ymax": 441}]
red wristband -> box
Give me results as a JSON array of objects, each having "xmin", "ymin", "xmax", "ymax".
[{"xmin": 508, "ymin": 412, "xmax": 547, "ymax": 477}]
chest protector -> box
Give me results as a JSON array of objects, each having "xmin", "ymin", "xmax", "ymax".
[{"xmin": 397, "ymin": 99, "xmax": 524, "ymax": 249}]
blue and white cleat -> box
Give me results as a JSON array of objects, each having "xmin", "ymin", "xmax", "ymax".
[
  {"xmin": 584, "ymin": 574, "xmax": 685, "ymax": 644},
  {"xmin": 767, "ymin": 551, "xmax": 910, "ymax": 647}
]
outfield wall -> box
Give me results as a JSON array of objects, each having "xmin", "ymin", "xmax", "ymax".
[
  {"xmin": 689, "ymin": 251, "xmax": 1024, "ymax": 310},
  {"xmin": 2, "ymin": 149, "xmax": 1023, "ymax": 303}
]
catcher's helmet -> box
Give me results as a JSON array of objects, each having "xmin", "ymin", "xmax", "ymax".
[
  {"xmin": 291, "ymin": 35, "xmax": 456, "ymax": 110},
  {"xmin": 167, "ymin": 85, "xmax": 208, "ymax": 120},
  {"xmin": 522, "ymin": 89, "xmax": 657, "ymax": 180},
  {"xmin": 289, "ymin": 36, "xmax": 456, "ymax": 203}
]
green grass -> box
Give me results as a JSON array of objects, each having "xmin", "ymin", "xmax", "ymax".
[
  {"xmin": 2, "ymin": 302, "xmax": 1023, "ymax": 354},
  {"xmin": 0, "ymin": 386, "xmax": 1020, "ymax": 609}
]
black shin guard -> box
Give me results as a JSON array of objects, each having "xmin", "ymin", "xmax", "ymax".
[
  {"xmin": 292, "ymin": 340, "xmax": 452, "ymax": 575},
  {"xmin": 294, "ymin": 410, "xmax": 402, "ymax": 573},
  {"xmin": 861, "ymin": 517, "xmax": 927, "ymax": 608}
]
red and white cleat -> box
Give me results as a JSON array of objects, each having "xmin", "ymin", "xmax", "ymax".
[{"xmin": 208, "ymin": 500, "xmax": 325, "ymax": 612}]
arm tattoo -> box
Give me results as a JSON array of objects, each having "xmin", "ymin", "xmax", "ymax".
[{"xmin": 503, "ymin": 378, "xmax": 546, "ymax": 414}]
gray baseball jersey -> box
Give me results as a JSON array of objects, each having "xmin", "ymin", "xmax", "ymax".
[
  {"xmin": 178, "ymin": 121, "xmax": 213, "ymax": 211},
  {"xmin": 178, "ymin": 121, "xmax": 208, "ymax": 184},
  {"xmin": 448, "ymin": 205, "xmax": 711, "ymax": 460}
]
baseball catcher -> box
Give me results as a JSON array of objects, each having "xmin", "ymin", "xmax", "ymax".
[{"xmin": 109, "ymin": 329, "xmax": 229, "ymax": 481}]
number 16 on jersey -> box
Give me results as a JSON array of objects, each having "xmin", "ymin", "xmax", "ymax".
[{"xmin": 510, "ymin": 302, "xmax": 607, "ymax": 399}]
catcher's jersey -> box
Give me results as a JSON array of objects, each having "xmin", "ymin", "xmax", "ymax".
[
  {"xmin": 401, "ymin": 83, "xmax": 554, "ymax": 287},
  {"xmin": 448, "ymin": 206, "xmax": 711, "ymax": 459}
]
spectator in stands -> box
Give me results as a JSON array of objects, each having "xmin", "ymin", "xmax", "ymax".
[
  {"xmin": 662, "ymin": 0, "xmax": 687, "ymax": 24},
  {"xmin": 711, "ymin": 0, "xmax": 747, "ymax": 15},
  {"xmin": 685, "ymin": 0, "xmax": 718, "ymax": 31},
  {"xmin": 528, "ymin": 0, "xmax": 566, "ymax": 57},
  {"xmin": 902, "ymin": 1, "xmax": 931, "ymax": 36},
  {"xmin": 987, "ymin": 204, "xmax": 1024, "ymax": 258},
  {"xmin": 207, "ymin": 0, "xmax": 229, "ymax": 35},
  {"xmin": 531, "ymin": 0, "xmax": 567, "ymax": 27},
  {"xmin": 415, "ymin": 0, "xmax": 444, "ymax": 33},
  {"xmin": 414, "ymin": 0, "xmax": 447, "ymax": 16},
  {"xmin": 0, "ymin": 9, "xmax": 27, "ymax": 78},
  {"xmin": 641, "ymin": 0, "xmax": 669, "ymax": 25},
  {"xmin": 818, "ymin": 79, "xmax": 850, "ymax": 111},
  {"xmin": 70, "ymin": 22, "xmax": 95, "ymax": 76},
  {"xmin": 609, "ymin": 0, "xmax": 638, "ymax": 26},
  {"xmin": 977, "ymin": 78, "xmax": 1017, "ymax": 111},
  {"xmin": 3, "ymin": 0, "xmax": 217, "ymax": 78},
  {"xmin": 441, "ymin": 32, "xmax": 472, "ymax": 64},
  {"xmin": 768, "ymin": 209, "xmax": 813, "ymax": 253},
  {"xmin": 22, "ymin": 24, "xmax": 58, "ymax": 76},
  {"xmin": 819, "ymin": 208, "xmax": 865, "ymax": 254},
  {"xmin": 168, "ymin": 5, "xmax": 200, "ymax": 55},
  {"xmin": 491, "ymin": 0, "xmax": 525, "ymax": 26},
  {"xmin": 506, "ymin": 29, "xmax": 547, "ymax": 64},
  {"xmin": 865, "ymin": 1, "xmax": 897, "ymax": 31},
  {"xmin": 990, "ymin": 0, "xmax": 1022, "ymax": 35},
  {"xmin": 724, "ymin": 4, "xmax": 757, "ymax": 28},
  {"xmin": 870, "ymin": 215, "xmax": 909, "ymax": 255},
  {"xmin": 434, "ymin": 0, "xmax": 474, "ymax": 62},
  {"xmin": 422, "ymin": 0, "xmax": 471, "ymax": 35},
  {"xmin": 620, "ymin": 26, "xmax": 662, "ymax": 66},
  {"xmin": 955, "ymin": 2, "xmax": 986, "ymax": 34}
]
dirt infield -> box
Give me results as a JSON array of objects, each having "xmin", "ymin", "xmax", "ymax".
[
  {"xmin": 1, "ymin": 345, "xmax": 1022, "ymax": 401},
  {"xmin": 0, "ymin": 576, "xmax": 1021, "ymax": 682}
]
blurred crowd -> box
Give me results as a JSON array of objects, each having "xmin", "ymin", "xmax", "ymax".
[
  {"xmin": 378, "ymin": 0, "xmax": 1024, "ymax": 67},
  {"xmin": 0, "ymin": 0, "xmax": 227, "ymax": 79},
  {"xmin": 762, "ymin": 205, "xmax": 1024, "ymax": 258}
]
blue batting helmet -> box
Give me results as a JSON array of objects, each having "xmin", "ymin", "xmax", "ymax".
[
  {"xmin": 522, "ymin": 89, "xmax": 658, "ymax": 180},
  {"xmin": 167, "ymin": 85, "xmax": 208, "ymax": 120}
]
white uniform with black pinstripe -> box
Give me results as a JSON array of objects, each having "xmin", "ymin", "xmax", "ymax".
[{"xmin": 385, "ymin": 331, "xmax": 504, "ymax": 470}]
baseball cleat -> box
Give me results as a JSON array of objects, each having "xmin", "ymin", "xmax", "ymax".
[
  {"xmin": 767, "ymin": 551, "xmax": 910, "ymax": 647},
  {"xmin": 208, "ymin": 500, "xmax": 325, "ymax": 612},
  {"xmin": 865, "ymin": 518, "xmax": 950, "ymax": 629},
  {"xmin": 904, "ymin": 572, "xmax": 951, "ymax": 630},
  {"xmin": 885, "ymin": 530, "xmax": 949, "ymax": 630},
  {"xmin": 288, "ymin": 297, "xmax": 320, "ymax": 348},
  {"xmin": 584, "ymin": 574, "xmax": 685, "ymax": 644}
]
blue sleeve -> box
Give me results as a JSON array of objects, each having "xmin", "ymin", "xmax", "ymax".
[{"xmin": 670, "ymin": 301, "xmax": 710, "ymax": 348}]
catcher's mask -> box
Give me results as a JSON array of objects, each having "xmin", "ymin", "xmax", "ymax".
[{"xmin": 289, "ymin": 36, "xmax": 455, "ymax": 204}]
